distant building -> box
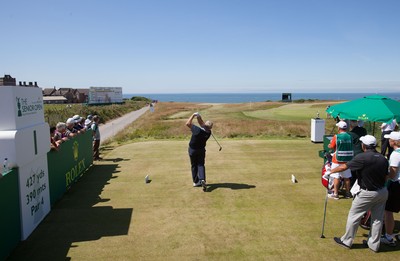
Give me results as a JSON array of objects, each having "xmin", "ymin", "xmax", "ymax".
[
  {"xmin": 1, "ymin": 74, "xmax": 39, "ymax": 87},
  {"xmin": 282, "ymin": 93, "xmax": 292, "ymax": 102},
  {"xmin": 2, "ymin": 74, "xmax": 103, "ymax": 104},
  {"xmin": 43, "ymin": 96, "xmax": 68, "ymax": 104},
  {"xmin": 0, "ymin": 74, "xmax": 16, "ymax": 86},
  {"xmin": 42, "ymin": 86, "xmax": 89, "ymax": 104},
  {"xmin": 75, "ymin": 88, "xmax": 90, "ymax": 103}
]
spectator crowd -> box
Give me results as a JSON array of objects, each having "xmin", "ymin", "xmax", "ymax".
[
  {"xmin": 325, "ymin": 118, "xmax": 400, "ymax": 251},
  {"xmin": 50, "ymin": 114, "xmax": 101, "ymax": 160}
]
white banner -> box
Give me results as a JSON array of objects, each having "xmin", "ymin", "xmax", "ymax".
[
  {"xmin": 88, "ymin": 87, "xmax": 123, "ymax": 104},
  {"xmin": 18, "ymin": 154, "xmax": 51, "ymax": 240},
  {"xmin": 0, "ymin": 123, "xmax": 50, "ymax": 168},
  {"xmin": 0, "ymin": 86, "xmax": 45, "ymax": 131}
]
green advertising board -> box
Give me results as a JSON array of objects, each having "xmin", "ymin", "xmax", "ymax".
[
  {"xmin": 0, "ymin": 169, "xmax": 21, "ymax": 261},
  {"xmin": 48, "ymin": 131, "xmax": 94, "ymax": 205}
]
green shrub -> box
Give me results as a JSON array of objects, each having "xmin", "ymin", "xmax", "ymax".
[{"xmin": 45, "ymin": 100, "xmax": 147, "ymax": 127}]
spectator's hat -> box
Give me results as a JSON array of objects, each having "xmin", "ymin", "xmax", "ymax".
[
  {"xmin": 66, "ymin": 118, "xmax": 75, "ymax": 124},
  {"xmin": 87, "ymin": 114, "xmax": 93, "ymax": 120},
  {"xmin": 84, "ymin": 119, "xmax": 92, "ymax": 126},
  {"xmin": 336, "ymin": 121, "xmax": 347, "ymax": 129},
  {"xmin": 360, "ymin": 135, "xmax": 377, "ymax": 146},
  {"xmin": 73, "ymin": 114, "xmax": 82, "ymax": 123},
  {"xmin": 384, "ymin": 131, "xmax": 400, "ymax": 141}
]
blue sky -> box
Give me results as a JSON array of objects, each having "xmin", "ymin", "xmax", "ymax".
[{"xmin": 1, "ymin": 0, "xmax": 400, "ymax": 93}]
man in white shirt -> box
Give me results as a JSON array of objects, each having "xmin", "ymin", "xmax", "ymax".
[
  {"xmin": 381, "ymin": 131, "xmax": 400, "ymax": 246},
  {"xmin": 380, "ymin": 119, "xmax": 397, "ymax": 157}
]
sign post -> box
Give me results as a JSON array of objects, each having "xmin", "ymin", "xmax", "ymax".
[{"xmin": 0, "ymin": 85, "xmax": 51, "ymax": 240}]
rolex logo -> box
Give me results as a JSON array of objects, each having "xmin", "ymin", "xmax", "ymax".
[{"xmin": 73, "ymin": 141, "xmax": 79, "ymax": 161}]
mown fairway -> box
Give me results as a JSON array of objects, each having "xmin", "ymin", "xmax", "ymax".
[{"xmin": 8, "ymin": 102, "xmax": 399, "ymax": 260}]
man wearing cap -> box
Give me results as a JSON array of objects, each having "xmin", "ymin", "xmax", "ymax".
[
  {"xmin": 380, "ymin": 119, "xmax": 397, "ymax": 157},
  {"xmin": 85, "ymin": 115, "xmax": 93, "ymax": 130},
  {"xmin": 91, "ymin": 115, "xmax": 101, "ymax": 160},
  {"xmin": 72, "ymin": 115, "xmax": 84, "ymax": 131},
  {"xmin": 65, "ymin": 118, "xmax": 78, "ymax": 137},
  {"xmin": 328, "ymin": 121, "xmax": 354, "ymax": 199},
  {"xmin": 348, "ymin": 120, "xmax": 368, "ymax": 186},
  {"xmin": 381, "ymin": 131, "xmax": 400, "ymax": 246},
  {"xmin": 330, "ymin": 135, "xmax": 388, "ymax": 252},
  {"xmin": 349, "ymin": 120, "xmax": 367, "ymax": 156},
  {"xmin": 186, "ymin": 112, "xmax": 213, "ymax": 192},
  {"xmin": 84, "ymin": 118, "xmax": 92, "ymax": 130}
]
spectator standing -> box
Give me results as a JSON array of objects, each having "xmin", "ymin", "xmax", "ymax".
[
  {"xmin": 54, "ymin": 122, "xmax": 70, "ymax": 143},
  {"xmin": 85, "ymin": 115, "xmax": 93, "ymax": 130},
  {"xmin": 91, "ymin": 115, "xmax": 101, "ymax": 160},
  {"xmin": 66, "ymin": 118, "xmax": 78, "ymax": 137},
  {"xmin": 348, "ymin": 120, "xmax": 368, "ymax": 186},
  {"xmin": 381, "ymin": 119, "xmax": 397, "ymax": 157},
  {"xmin": 326, "ymin": 105, "xmax": 331, "ymax": 119},
  {"xmin": 328, "ymin": 121, "xmax": 354, "ymax": 199},
  {"xmin": 381, "ymin": 131, "xmax": 400, "ymax": 246},
  {"xmin": 50, "ymin": 126, "xmax": 59, "ymax": 151},
  {"xmin": 330, "ymin": 135, "xmax": 388, "ymax": 252},
  {"xmin": 73, "ymin": 115, "xmax": 84, "ymax": 131},
  {"xmin": 349, "ymin": 120, "xmax": 368, "ymax": 157},
  {"xmin": 186, "ymin": 112, "xmax": 213, "ymax": 192}
]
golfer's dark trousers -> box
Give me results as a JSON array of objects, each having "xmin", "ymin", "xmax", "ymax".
[
  {"xmin": 381, "ymin": 131, "xmax": 393, "ymax": 157},
  {"xmin": 188, "ymin": 147, "xmax": 206, "ymax": 183}
]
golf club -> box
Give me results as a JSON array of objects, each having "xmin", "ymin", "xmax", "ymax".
[
  {"xmin": 211, "ymin": 133, "xmax": 222, "ymax": 151},
  {"xmin": 320, "ymin": 188, "xmax": 329, "ymax": 238}
]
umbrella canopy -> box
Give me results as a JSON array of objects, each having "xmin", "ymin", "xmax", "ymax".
[{"xmin": 326, "ymin": 95, "xmax": 400, "ymax": 123}]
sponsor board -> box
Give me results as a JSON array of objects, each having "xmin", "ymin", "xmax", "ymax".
[
  {"xmin": 0, "ymin": 86, "xmax": 45, "ymax": 131},
  {"xmin": 18, "ymin": 155, "xmax": 51, "ymax": 240}
]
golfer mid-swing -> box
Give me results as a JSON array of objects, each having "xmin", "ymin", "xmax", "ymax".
[{"xmin": 186, "ymin": 112, "xmax": 213, "ymax": 192}]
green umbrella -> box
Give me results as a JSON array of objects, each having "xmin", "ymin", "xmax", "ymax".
[{"xmin": 326, "ymin": 95, "xmax": 400, "ymax": 123}]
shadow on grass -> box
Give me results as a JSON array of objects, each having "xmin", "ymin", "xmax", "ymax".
[
  {"xmin": 351, "ymin": 220, "xmax": 400, "ymax": 253},
  {"xmin": 8, "ymin": 164, "xmax": 133, "ymax": 261},
  {"xmin": 206, "ymin": 183, "xmax": 256, "ymax": 192},
  {"xmin": 351, "ymin": 241, "xmax": 400, "ymax": 252},
  {"xmin": 101, "ymin": 157, "xmax": 130, "ymax": 162},
  {"xmin": 100, "ymin": 145, "xmax": 115, "ymax": 151}
]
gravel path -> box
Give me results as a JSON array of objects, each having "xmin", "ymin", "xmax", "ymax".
[{"xmin": 99, "ymin": 106, "xmax": 149, "ymax": 144}]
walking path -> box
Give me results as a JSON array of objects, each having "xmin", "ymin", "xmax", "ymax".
[{"xmin": 99, "ymin": 106, "xmax": 149, "ymax": 144}]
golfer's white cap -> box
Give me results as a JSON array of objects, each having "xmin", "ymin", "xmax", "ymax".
[
  {"xmin": 384, "ymin": 131, "xmax": 400, "ymax": 141},
  {"xmin": 336, "ymin": 121, "xmax": 347, "ymax": 129},
  {"xmin": 360, "ymin": 135, "xmax": 377, "ymax": 146}
]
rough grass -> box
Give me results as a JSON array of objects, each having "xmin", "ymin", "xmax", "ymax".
[
  {"xmin": 9, "ymin": 140, "xmax": 400, "ymax": 260},
  {"xmin": 44, "ymin": 100, "xmax": 147, "ymax": 127},
  {"xmin": 108, "ymin": 101, "xmax": 345, "ymax": 144}
]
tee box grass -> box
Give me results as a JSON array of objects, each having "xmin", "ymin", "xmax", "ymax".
[{"xmin": 8, "ymin": 101, "xmax": 399, "ymax": 260}]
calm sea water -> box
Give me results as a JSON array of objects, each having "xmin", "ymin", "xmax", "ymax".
[{"xmin": 123, "ymin": 92, "xmax": 400, "ymax": 103}]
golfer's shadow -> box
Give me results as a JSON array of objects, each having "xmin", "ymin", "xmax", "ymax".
[{"xmin": 206, "ymin": 183, "xmax": 256, "ymax": 192}]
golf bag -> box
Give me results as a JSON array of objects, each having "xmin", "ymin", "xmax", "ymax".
[
  {"xmin": 321, "ymin": 152, "xmax": 347, "ymax": 192},
  {"xmin": 321, "ymin": 160, "xmax": 333, "ymax": 190},
  {"xmin": 321, "ymin": 152, "xmax": 334, "ymax": 190}
]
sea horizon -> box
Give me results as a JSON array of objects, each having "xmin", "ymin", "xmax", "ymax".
[{"xmin": 123, "ymin": 92, "xmax": 400, "ymax": 103}]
